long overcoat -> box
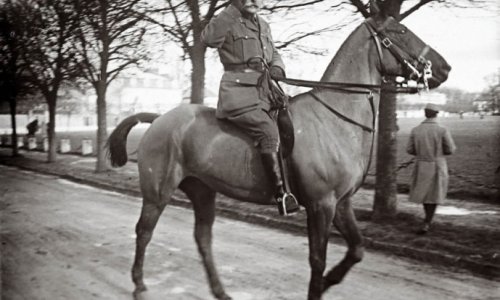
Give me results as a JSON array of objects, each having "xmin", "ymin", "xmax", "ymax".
[
  {"xmin": 201, "ymin": 4, "xmax": 285, "ymax": 118},
  {"xmin": 406, "ymin": 118, "xmax": 457, "ymax": 204}
]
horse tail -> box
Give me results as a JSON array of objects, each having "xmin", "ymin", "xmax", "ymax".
[{"xmin": 107, "ymin": 112, "xmax": 160, "ymax": 167}]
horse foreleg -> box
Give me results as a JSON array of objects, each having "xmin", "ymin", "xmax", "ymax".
[
  {"xmin": 132, "ymin": 201, "xmax": 166, "ymax": 296},
  {"xmin": 180, "ymin": 177, "xmax": 231, "ymax": 300},
  {"xmin": 305, "ymin": 193, "xmax": 336, "ymax": 300},
  {"xmin": 323, "ymin": 197, "xmax": 363, "ymax": 291}
]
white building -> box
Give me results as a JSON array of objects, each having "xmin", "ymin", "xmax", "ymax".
[
  {"xmin": 397, "ymin": 91, "xmax": 448, "ymax": 118},
  {"xmin": 108, "ymin": 68, "xmax": 182, "ymax": 117}
]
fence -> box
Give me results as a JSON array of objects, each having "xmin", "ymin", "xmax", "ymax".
[{"xmin": 1, "ymin": 134, "xmax": 94, "ymax": 156}]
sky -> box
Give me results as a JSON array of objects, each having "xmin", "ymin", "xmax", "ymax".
[
  {"xmin": 267, "ymin": 2, "xmax": 500, "ymax": 93},
  {"xmin": 164, "ymin": 2, "xmax": 499, "ymax": 94},
  {"xmin": 403, "ymin": 4, "xmax": 499, "ymax": 92}
]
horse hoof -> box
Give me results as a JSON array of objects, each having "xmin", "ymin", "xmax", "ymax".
[
  {"xmin": 215, "ymin": 292, "xmax": 232, "ymax": 300},
  {"xmin": 133, "ymin": 286, "xmax": 148, "ymax": 300}
]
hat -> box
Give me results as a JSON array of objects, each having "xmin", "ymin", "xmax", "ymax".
[{"xmin": 424, "ymin": 103, "xmax": 439, "ymax": 112}]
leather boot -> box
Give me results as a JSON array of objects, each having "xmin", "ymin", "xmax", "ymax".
[{"xmin": 260, "ymin": 152, "xmax": 300, "ymax": 215}]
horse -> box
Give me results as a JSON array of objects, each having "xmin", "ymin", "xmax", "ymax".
[{"xmin": 107, "ymin": 15, "xmax": 450, "ymax": 300}]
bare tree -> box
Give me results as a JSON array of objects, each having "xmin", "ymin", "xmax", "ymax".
[
  {"xmin": 0, "ymin": 3, "xmax": 20, "ymax": 156},
  {"xmin": 142, "ymin": 1, "xmax": 220, "ymax": 104},
  {"xmin": 1, "ymin": 0, "xmax": 79, "ymax": 162},
  {"xmin": 0, "ymin": 2, "xmax": 23, "ymax": 157},
  {"xmin": 74, "ymin": 0, "xmax": 149, "ymax": 172},
  {"xmin": 144, "ymin": 0, "xmax": 348, "ymax": 104}
]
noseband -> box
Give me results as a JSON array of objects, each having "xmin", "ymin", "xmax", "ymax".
[{"xmin": 364, "ymin": 18, "xmax": 433, "ymax": 90}]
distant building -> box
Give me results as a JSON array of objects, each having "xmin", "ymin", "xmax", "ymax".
[
  {"xmin": 108, "ymin": 69, "xmax": 182, "ymax": 119},
  {"xmin": 397, "ymin": 92, "xmax": 448, "ymax": 118},
  {"xmin": 473, "ymin": 84, "xmax": 500, "ymax": 114},
  {"xmin": 70, "ymin": 68, "xmax": 184, "ymax": 127}
]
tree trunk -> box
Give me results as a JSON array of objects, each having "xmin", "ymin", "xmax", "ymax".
[
  {"xmin": 8, "ymin": 96, "xmax": 19, "ymax": 157},
  {"xmin": 189, "ymin": 37, "xmax": 206, "ymax": 104},
  {"xmin": 372, "ymin": 82, "xmax": 399, "ymax": 220},
  {"xmin": 47, "ymin": 97, "xmax": 57, "ymax": 162},
  {"xmin": 371, "ymin": 0, "xmax": 402, "ymax": 220},
  {"xmin": 95, "ymin": 80, "xmax": 108, "ymax": 172}
]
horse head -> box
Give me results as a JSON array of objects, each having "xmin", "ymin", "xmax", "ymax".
[{"xmin": 365, "ymin": 16, "xmax": 451, "ymax": 89}]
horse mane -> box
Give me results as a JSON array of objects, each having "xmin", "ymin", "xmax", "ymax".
[{"xmin": 320, "ymin": 21, "xmax": 370, "ymax": 82}]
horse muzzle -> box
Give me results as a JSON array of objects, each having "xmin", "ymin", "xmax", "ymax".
[{"xmin": 427, "ymin": 63, "xmax": 451, "ymax": 89}]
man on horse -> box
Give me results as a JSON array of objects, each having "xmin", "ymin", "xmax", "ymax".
[{"xmin": 201, "ymin": 0, "xmax": 299, "ymax": 215}]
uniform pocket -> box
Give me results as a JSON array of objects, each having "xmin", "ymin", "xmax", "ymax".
[
  {"xmin": 232, "ymin": 29, "xmax": 259, "ymax": 62},
  {"xmin": 218, "ymin": 72, "xmax": 263, "ymax": 114},
  {"xmin": 261, "ymin": 32, "xmax": 274, "ymax": 60},
  {"xmin": 221, "ymin": 71, "xmax": 261, "ymax": 85}
]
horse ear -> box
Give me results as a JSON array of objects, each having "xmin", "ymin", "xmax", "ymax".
[{"xmin": 370, "ymin": 1, "xmax": 392, "ymax": 23}]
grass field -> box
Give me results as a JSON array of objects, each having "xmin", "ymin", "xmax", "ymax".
[
  {"xmin": 389, "ymin": 116, "xmax": 500, "ymax": 200},
  {"xmin": 4, "ymin": 115, "xmax": 499, "ymax": 200}
]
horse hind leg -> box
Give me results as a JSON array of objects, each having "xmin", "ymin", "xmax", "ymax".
[
  {"xmin": 132, "ymin": 201, "xmax": 166, "ymax": 296},
  {"xmin": 132, "ymin": 165, "xmax": 180, "ymax": 297},
  {"xmin": 323, "ymin": 196, "xmax": 364, "ymax": 292},
  {"xmin": 179, "ymin": 177, "xmax": 231, "ymax": 300}
]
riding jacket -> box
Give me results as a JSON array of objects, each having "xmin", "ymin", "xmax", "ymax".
[{"xmin": 201, "ymin": 4, "xmax": 285, "ymax": 118}]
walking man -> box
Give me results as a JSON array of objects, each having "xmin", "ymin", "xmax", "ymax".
[
  {"xmin": 201, "ymin": 0, "xmax": 299, "ymax": 215},
  {"xmin": 406, "ymin": 103, "xmax": 457, "ymax": 234}
]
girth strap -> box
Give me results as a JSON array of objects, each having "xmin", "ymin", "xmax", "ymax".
[{"xmin": 308, "ymin": 92, "xmax": 375, "ymax": 133}]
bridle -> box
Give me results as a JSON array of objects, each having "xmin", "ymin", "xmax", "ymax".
[
  {"xmin": 267, "ymin": 18, "xmax": 436, "ymax": 191},
  {"xmin": 276, "ymin": 18, "xmax": 434, "ymax": 95},
  {"xmin": 364, "ymin": 17, "xmax": 433, "ymax": 91},
  {"xmin": 246, "ymin": 17, "xmax": 438, "ymax": 134}
]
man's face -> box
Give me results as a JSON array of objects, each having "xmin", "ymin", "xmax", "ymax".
[{"xmin": 233, "ymin": 0, "xmax": 263, "ymax": 15}]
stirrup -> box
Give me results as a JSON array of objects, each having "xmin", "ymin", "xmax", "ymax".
[{"xmin": 277, "ymin": 192, "xmax": 300, "ymax": 216}]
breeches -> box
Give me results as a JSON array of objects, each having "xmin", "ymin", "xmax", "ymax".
[{"xmin": 224, "ymin": 108, "xmax": 279, "ymax": 153}]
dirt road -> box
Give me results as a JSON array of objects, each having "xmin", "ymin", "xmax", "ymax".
[{"xmin": 1, "ymin": 165, "xmax": 497, "ymax": 300}]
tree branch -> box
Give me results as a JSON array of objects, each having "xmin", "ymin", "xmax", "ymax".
[
  {"xmin": 400, "ymin": 0, "xmax": 433, "ymax": 20},
  {"xmin": 106, "ymin": 59, "xmax": 139, "ymax": 86},
  {"xmin": 264, "ymin": 0, "xmax": 325, "ymax": 12},
  {"xmin": 349, "ymin": 0, "xmax": 370, "ymax": 18}
]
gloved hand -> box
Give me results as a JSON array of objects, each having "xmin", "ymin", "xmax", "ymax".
[{"xmin": 269, "ymin": 66, "xmax": 286, "ymax": 81}]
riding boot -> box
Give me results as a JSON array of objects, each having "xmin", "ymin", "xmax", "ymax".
[{"xmin": 260, "ymin": 152, "xmax": 300, "ymax": 216}]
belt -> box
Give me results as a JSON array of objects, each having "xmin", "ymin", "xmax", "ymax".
[{"xmin": 224, "ymin": 63, "xmax": 264, "ymax": 72}]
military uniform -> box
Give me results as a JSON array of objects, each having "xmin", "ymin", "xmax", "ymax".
[
  {"xmin": 202, "ymin": 4, "xmax": 300, "ymax": 216},
  {"xmin": 406, "ymin": 118, "xmax": 456, "ymax": 204},
  {"xmin": 201, "ymin": 4, "xmax": 285, "ymax": 153}
]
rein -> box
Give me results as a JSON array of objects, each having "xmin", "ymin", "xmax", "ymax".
[
  {"xmin": 274, "ymin": 18, "xmax": 431, "ymax": 192},
  {"xmin": 280, "ymin": 77, "xmax": 420, "ymax": 94},
  {"xmin": 276, "ymin": 17, "xmax": 431, "ymax": 133}
]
